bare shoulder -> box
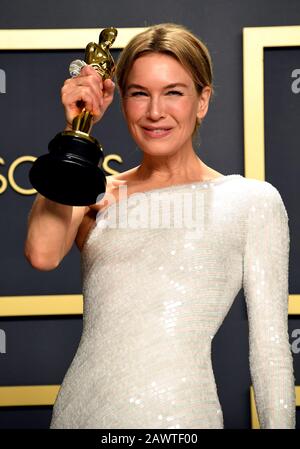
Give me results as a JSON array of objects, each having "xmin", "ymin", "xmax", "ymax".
[
  {"xmin": 75, "ymin": 174, "xmax": 128, "ymax": 251},
  {"xmin": 80, "ymin": 169, "xmax": 139, "ymax": 220},
  {"xmin": 87, "ymin": 173, "xmax": 128, "ymax": 211}
]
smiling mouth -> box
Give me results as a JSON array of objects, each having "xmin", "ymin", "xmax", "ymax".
[{"xmin": 142, "ymin": 127, "xmax": 172, "ymax": 136}]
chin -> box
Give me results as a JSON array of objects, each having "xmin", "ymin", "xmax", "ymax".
[
  {"xmin": 139, "ymin": 145, "xmax": 180, "ymax": 156},
  {"xmin": 137, "ymin": 139, "xmax": 181, "ymax": 155}
]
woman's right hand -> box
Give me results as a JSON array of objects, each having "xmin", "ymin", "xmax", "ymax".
[{"xmin": 61, "ymin": 64, "xmax": 115, "ymax": 130}]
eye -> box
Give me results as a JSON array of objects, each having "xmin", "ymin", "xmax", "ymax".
[
  {"xmin": 166, "ymin": 90, "xmax": 183, "ymax": 96},
  {"xmin": 130, "ymin": 91, "xmax": 148, "ymax": 97}
]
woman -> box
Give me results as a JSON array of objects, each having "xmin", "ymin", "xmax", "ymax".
[{"xmin": 25, "ymin": 23, "xmax": 295, "ymax": 429}]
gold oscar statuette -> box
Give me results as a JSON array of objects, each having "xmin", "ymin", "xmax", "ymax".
[{"xmin": 29, "ymin": 27, "xmax": 118, "ymax": 206}]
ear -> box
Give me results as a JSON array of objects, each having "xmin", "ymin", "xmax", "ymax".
[{"xmin": 196, "ymin": 86, "xmax": 212, "ymax": 122}]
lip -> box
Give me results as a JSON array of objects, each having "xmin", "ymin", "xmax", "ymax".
[{"xmin": 141, "ymin": 126, "xmax": 173, "ymax": 138}]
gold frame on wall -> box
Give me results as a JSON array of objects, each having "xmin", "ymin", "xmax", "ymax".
[
  {"xmin": 243, "ymin": 24, "xmax": 300, "ymax": 316},
  {"xmin": 0, "ymin": 295, "xmax": 83, "ymax": 316},
  {"xmin": 243, "ymin": 24, "xmax": 300, "ymax": 428},
  {"xmin": 0, "ymin": 28, "xmax": 147, "ymax": 49},
  {"xmin": 0, "ymin": 27, "xmax": 146, "ymax": 319},
  {"xmin": 0, "ymin": 27, "xmax": 146, "ymax": 410},
  {"xmin": 243, "ymin": 25, "xmax": 300, "ymax": 179}
]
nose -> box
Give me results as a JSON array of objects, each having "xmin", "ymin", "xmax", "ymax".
[{"xmin": 146, "ymin": 95, "xmax": 165, "ymax": 120}]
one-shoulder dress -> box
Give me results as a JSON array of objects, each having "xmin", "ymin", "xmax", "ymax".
[{"xmin": 49, "ymin": 174, "xmax": 295, "ymax": 429}]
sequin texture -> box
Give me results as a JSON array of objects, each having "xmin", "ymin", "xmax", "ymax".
[{"xmin": 49, "ymin": 174, "xmax": 295, "ymax": 429}]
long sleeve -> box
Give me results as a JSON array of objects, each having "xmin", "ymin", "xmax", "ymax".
[{"xmin": 242, "ymin": 182, "xmax": 296, "ymax": 429}]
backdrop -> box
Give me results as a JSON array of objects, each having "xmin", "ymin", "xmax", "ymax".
[{"xmin": 0, "ymin": 0, "xmax": 299, "ymax": 429}]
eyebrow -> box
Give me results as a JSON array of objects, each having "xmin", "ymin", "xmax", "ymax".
[{"xmin": 126, "ymin": 82, "xmax": 189, "ymax": 90}]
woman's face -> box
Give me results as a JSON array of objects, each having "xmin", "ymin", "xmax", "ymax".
[{"xmin": 121, "ymin": 52, "xmax": 211, "ymax": 156}]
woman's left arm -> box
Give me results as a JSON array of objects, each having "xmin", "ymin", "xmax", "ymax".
[{"xmin": 243, "ymin": 183, "xmax": 296, "ymax": 429}]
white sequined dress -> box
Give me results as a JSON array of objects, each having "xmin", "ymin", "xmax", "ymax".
[{"xmin": 50, "ymin": 174, "xmax": 295, "ymax": 429}]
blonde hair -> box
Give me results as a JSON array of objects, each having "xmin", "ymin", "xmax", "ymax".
[{"xmin": 115, "ymin": 23, "xmax": 214, "ymax": 133}]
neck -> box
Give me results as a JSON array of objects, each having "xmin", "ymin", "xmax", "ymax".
[{"xmin": 133, "ymin": 151, "xmax": 212, "ymax": 184}]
